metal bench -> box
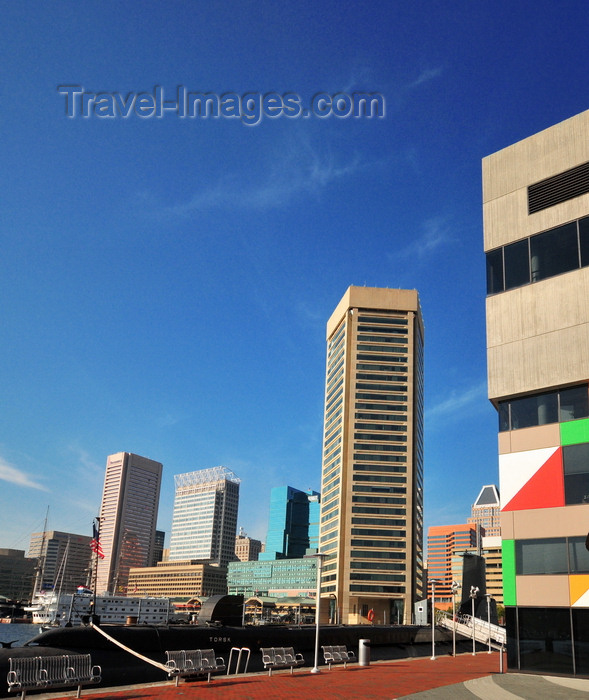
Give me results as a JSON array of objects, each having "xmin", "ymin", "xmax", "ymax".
[
  {"xmin": 260, "ymin": 646, "xmax": 304, "ymax": 676},
  {"xmin": 7, "ymin": 654, "xmax": 101, "ymax": 699},
  {"xmin": 321, "ymin": 645, "xmax": 356, "ymax": 669},
  {"xmin": 165, "ymin": 648, "xmax": 225, "ymax": 685}
]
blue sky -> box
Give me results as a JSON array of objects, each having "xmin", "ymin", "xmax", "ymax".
[{"xmin": 2, "ymin": 1, "xmax": 589, "ymax": 552}]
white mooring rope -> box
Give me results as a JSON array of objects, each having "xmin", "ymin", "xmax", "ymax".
[{"xmin": 89, "ymin": 622, "xmax": 170, "ymax": 673}]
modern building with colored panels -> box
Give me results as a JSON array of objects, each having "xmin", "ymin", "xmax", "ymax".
[
  {"xmin": 96, "ymin": 452, "xmax": 163, "ymax": 595},
  {"xmin": 259, "ymin": 486, "xmax": 320, "ymax": 561},
  {"xmin": 427, "ymin": 524, "xmax": 479, "ymax": 604},
  {"xmin": 319, "ymin": 286, "xmax": 424, "ymax": 625},
  {"xmin": 483, "ymin": 109, "xmax": 589, "ymax": 675},
  {"xmin": 467, "ymin": 484, "xmax": 501, "ymax": 537},
  {"xmin": 169, "ymin": 466, "xmax": 240, "ymax": 567}
]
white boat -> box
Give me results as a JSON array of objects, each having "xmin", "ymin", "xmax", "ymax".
[{"xmin": 24, "ymin": 588, "xmax": 173, "ymax": 627}]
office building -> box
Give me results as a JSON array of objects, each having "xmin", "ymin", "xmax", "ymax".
[
  {"xmin": 260, "ymin": 486, "xmax": 320, "ymax": 561},
  {"xmin": 235, "ymin": 529, "xmax": 263, "ymax": 562},
  {"xmin": 151, "ymin": 530, "xmax": 165, "ymax": 567},
  {"xmin": 0, "ymin": 549, "xmax": 36, "ymax": 601},
  {"xmin": 169, "ymin": 466, "xmax": 240, "ymax": 567},
  {"xmin": 28, "ymin": 530, "xmax": 92, "ymax": 594},
  {"xmin": 427, "ymin": 524, "xmax": 479, "ymax": 604},
  {"xmin": 227, "ymin": 557, "xmax": 317, "ymax": 598},
  {"xmin": 96, "ymin": 452, "xmax": 163, "ymax": 595},
  {"xmin": 467, "ymin": 484, "xmax": 501, "ymax": 537},
  {"xmin": 483, "ymin": 109, "xmax": 589, "ymax": 675},
  {"xmin": 319, "ymin": 286, "xmax": 424, "ymax": 625},
  {"xmin": 128, "ymin": 560, "xmax": 228, "ymax": 598}
]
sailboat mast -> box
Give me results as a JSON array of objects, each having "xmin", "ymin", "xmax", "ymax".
[{"xmin": 32, "ymin": 506, "xmax": 50, "ymax": 599}]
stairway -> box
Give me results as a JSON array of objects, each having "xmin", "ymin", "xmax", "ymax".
[{"xmin": 436, "ymin": 611, "xmax": 506, "ymax": 650}]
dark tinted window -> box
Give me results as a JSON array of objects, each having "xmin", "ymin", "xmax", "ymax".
[
  {"xmin": 563, "ymin": 443, "xmax": 589, "ymax": 505},
  {"xmin": 530, "ymin": 222, "xmax": 579, "ymax": 281},
  {"xmin": 573, "ymin": 609, "xmax": 589, "ymax": 675},
  {"xmin": 518, "ymin": 607, "xmax": 573, "ymax": 674},
  {"xmin": 569, "ymin": 536, "xmax": 589, "ymax": 574},
  {"xmin": 510, "ymin": 392, "xmax": 557, "ymax": 430},
  {"xmin": 516, "ymin": 538, "xmax": 567, "ymax": 575},
  {"xmin": 504, "ymin": 239, "xmax": 530, "ymax": 290},
  {"xmin": 580, "ymin": 216, "xmax": 589, "ymax": 267},
  {"xmin": 559, "ymin": 386, "xmax": 589, "ymax": 421},
  {"xmin": 486, "ymin": 248, "xmax": 504, "ymax": 294},
  {"xmin": 498, "ymin": 402, "xmax": 510, "ymax": 432}
]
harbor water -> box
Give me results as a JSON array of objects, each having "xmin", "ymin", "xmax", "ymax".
[{"xmin": 0, "ymin": 623, "xmax": 38, "ymax": 648}]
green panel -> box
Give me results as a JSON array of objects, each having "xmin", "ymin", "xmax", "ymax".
[
  {"xmin": 561, "ymin": 418, "xmax": 589, "ymax": 446},
  {"xmin": 502, "ymin": 539, "xmax": 517, "ymax": 606}
]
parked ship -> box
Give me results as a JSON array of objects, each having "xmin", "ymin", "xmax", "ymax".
[{"xmin": 24, "ymin": 587, "xmax": 173, "ymax": 627}]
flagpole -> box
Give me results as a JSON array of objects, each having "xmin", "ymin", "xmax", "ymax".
[{"xmin": 93, "ymin": 517, "xmax": 100, "ymax": 622}]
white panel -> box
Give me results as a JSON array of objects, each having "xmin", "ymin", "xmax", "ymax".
[
  {"xmin": 572, "ymin": 588, "xmax": 589, "ymax": 608},
  {"xmin": 499, "ymin": 447, "xmax": 559, "ymax": 509}
]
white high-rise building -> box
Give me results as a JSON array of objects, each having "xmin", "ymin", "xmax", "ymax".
[
  {"xmin": 96, "ymin": 452, "xmax": 163, "ymax": 595},
  {"xmin": 169, "ymin": 466, "xmax": 240, "ymax": 567}
]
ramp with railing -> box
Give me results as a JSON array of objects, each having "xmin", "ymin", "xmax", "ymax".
[{"xmin": 436, "ymin": 610, "xmax": 506, "ymax": 650}]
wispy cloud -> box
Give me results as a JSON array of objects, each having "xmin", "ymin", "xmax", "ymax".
[
  {"xmin": 396, "ymin": 216, "xmax": 454, "ymax": 261},
  {"xmin": 164, "ymin": 139, "xmax": 363, "ymax": 216},
  {"xmin": 0, "ymin": 456, "xmax": 49, "ymax": 491},
  {"xmin": 408, "ymin": 67, "xmax": 443, "ymax": 89},
  {"xmin": 426, "ymin": 381, "xmax": 488, "ymax": 422}
]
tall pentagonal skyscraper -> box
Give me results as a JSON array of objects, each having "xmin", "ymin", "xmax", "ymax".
[
  {"xmin": 319, "ymin": 286, "xmax": 424, "ymax": 625},
  {"xmin": 96, "ymin": 452, "xmax": 163, "ymax": 595},
  {"xmin": 169, "ymin": 466, "xmax": 240, "ymax": 567}
]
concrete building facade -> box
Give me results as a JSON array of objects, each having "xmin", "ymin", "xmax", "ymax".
[
  {"xmin": 235, "ymin": 530, "xmax": 263, "ymax": 562},
  {"xmin": 127, "ymin": 560, "xmax": 228, "ymax": 598},
  {"xmin": 28, "ymin": 530, "xmax": 92, "ymax": 594},
  {"xmin": 169, "ymin": 466, "xmax": 240, "ymax": 567},
  {"xmin": 319, "ymin": 286, "xmax": 424, "ymax": 625},
  {"xmin": 0, "ymin": 549, "xmax": 36, "ymax": 601},
  {"xmin": 484, "ymin": 110, "xmax": 589, "ymax": 675},
  {"xmin": 96, "ymin": 452, "xmax": 163, "ymax": 595}
]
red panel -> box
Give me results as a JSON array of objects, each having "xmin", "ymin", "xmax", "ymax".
[{"xmin": 503, "ymin": 447, "xmax": 564, "ymax": 511}]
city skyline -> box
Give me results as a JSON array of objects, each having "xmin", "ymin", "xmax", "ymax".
[{"xmin": 3, "ymin": 2, "xmax": 589, "ymax": 551}]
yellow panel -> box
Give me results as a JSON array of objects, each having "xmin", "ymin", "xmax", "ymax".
[{"xmin": 569, "ymin": 575, "xmax": 589, "ymax": 606}]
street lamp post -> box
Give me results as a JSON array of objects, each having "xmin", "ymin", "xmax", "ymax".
[
  {"xmin": 430, "ymin": 579, "xmax": 440, "ymax": 660},
  {"xmin": 486, "ymin": 594, "xmax": 492, "ymax": 653},
  {"xmin": 451, "ymin": 581, "xmax": 460, "ymax": 657},
  {"xmin": 470, "ymin": 586, "xmax": 479, "ymax": 656},
  {"xmin": 305, "ymin": 552, "xmax": 326, "ymax": 674}
]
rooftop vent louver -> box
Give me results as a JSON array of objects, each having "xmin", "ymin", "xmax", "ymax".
[{"xmin": 528, "ymin": 160, "xmax": 589, "ymax": 214}]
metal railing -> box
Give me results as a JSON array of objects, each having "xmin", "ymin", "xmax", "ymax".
[{"xmin": 436, "ymin": 609, "xmax": 506, "ymax": 648}]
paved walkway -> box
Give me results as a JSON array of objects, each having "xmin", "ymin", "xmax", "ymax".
[{"xmin": 30, "ymin": 651, "xmax": 589, "ymax": 700}]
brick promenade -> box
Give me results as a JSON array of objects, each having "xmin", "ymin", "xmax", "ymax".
[{"xmin": 38, "ymin": 652, "xmax": 501, "ymax": 700}]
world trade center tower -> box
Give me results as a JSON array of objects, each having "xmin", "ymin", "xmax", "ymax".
[{"xmin": 319, "ymin": 286, "xmax": 424, "ymax": 625}]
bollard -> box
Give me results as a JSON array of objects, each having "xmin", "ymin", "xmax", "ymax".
[{"xmin": 359, "ymin": 639, "xmax": 371, "ymax": 666}]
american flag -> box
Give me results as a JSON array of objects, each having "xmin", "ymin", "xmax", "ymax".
[{"xmin": 91, "ymin": 521, "xmax": 105, "ymax": 559}]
